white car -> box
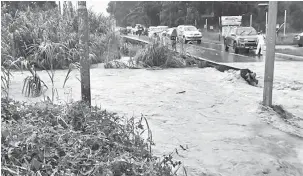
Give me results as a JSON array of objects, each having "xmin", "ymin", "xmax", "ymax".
[
  {"xmin": 177, "ymin": 25, "xmax": 203, "ymax": 44},
  {"xmin": 126, "ymin": 26, "xmax": 132, "ymax": 33}
]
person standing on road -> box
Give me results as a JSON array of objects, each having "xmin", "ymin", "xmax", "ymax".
[
  {"xmin": 256, "ymin": 31, "xmax": 266, "ymax": 56},
  {"xmin": 137, "ymin": 25, "xmax": 144, "ymax": 38},
  {"xmin": 170, "ymin": 28, "xmax": 177, "ymax": 51},
  {"xmin": 161, "ymin": 31, "xmax": 167, "ymax": 46},
  {"xmin": 152, "ymin": 32, "xmax": 160, "ymax": 44}
]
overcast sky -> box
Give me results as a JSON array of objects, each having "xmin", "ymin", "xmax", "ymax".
[{"xmin": 56, "ymin": 1, "xmax": 110, "ymax": 16}]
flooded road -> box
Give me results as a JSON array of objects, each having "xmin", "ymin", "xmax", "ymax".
[{"xmin": 9, "ymin": 62, "xmax": 303, "ymax": 176}]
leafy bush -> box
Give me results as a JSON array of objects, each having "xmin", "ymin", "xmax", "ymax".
[
  {"xmin": 1, "ymin": 99, "xmax": 184, "ymax": 176},
  {"xmin": 120, "ymin": 43, "xmax": 143, "ymax": 57},
  {"xmin": 134, "ymin": 43, "xmax": 186, "ymax": 68}
]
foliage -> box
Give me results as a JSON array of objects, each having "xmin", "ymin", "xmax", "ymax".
[
  {"xmin": 104, "ymin": 32, "xmax": 122, "ymax": 64},
  {"xmin": 1, "ymin": 1, "xmax": 57, "ymax": 17},
  {"xmin": 120, "ymin": 43, "xmax": 143, "ymax": 57},
  {"xmin": 1, "ymin": 57, "xmax": 25, "ymax": 99},
  {"xmin": 107, "ymin": 1, "xmax": 303, "ymax": 31},
  {"xmin": 1, "ymin": 67, "xmax": 11, "ymax": 98},
  {"xmin": 1, "ymin": 99, "xmax": 186, "ymax": 176},
  {"xmin": 22, "ymin": 65, "xmax": 47, "ymax": 97},
  {"xmin": 134, "ymin": 43, "xmax": 186, "ymax": 68},
  {"xmin": 1, "ymin": 3, "xmax": 111, "ymax": 70}
]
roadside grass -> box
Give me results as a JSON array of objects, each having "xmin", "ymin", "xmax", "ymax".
[
  {"xmin": 134, "ymin": 43, "xmax": 186, "ymax": 68},
  {"xmin": 275, "ymin": 48, "xmax": 303, "ymax": 57}
]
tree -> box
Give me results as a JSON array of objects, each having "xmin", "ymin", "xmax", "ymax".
[
  {"xmin": 107, "ymin": 1, "xmax": 303, "ymax": 32},
  {"xmin": 78, "ymin": 1, "xmax": 91, "ymax": 106},
  {"xmin": 1, "ymin": 1, "xmax": 57, "ymax": 16}
]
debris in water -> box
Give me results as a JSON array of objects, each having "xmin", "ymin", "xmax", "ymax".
[{"xmin": 176, "ymin": 91, "xmax": 186, "ymax": 94}]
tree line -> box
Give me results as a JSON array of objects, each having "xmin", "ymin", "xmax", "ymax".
[{"xmin": 107, "ymin": 1, "xmax": 303, "ymax": 32}]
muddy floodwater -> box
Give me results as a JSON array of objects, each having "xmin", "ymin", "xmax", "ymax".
[{"xmin": 9, "ymin": 62, "xmax": 303, "ymax": 176}]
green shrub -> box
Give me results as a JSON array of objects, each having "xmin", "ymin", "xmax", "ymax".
[
  {"xmin": 134, "ymin": 43, "xmax": 186, "ymax": 68},
  {"xmin": 121, "ymin": 43, "xmax": 143, "ymax": 57},
  {"xmin": 1, "ymin": 99, "xmax": 183, "ymax": 176}
]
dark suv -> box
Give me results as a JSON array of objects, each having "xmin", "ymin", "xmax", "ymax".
[{"xmin": 224, "ymin": 26, "xmax": 258, "ymax": 54}]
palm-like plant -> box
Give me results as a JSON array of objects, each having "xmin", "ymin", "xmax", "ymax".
[
  {"xmin": 27, "ymin": 41, "xmax": 71, "ymax": 102},
  {"xmin": 22, "ymin": 64, "xmax": 48, "ymax": 97}
]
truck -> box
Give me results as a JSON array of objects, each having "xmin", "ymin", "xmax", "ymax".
[{"xmin": 220, "ymin": 16, "xmax": 242, "ymax": 40}]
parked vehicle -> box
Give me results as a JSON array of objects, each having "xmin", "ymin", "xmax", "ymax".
[
  {"xmin": 126, "ymin": 26, "xmax": 132, "ymax": 33},
  {"xmin": 224, "ymin": 26, "xmax": 258, "ymax": 54},
  {"xmin": 293, "ymin": 32, "xmax": 303, "ymax": 47},
  {"xmin": 148, "ymin": 26, "xmax": 168, "ymax": 38},
  {"xmin": 119, "ymin": 27, "xmax": 128, "ymax": 35},
  {"xmin": 177, "ymin": 25, "xmax": 202, "ymax": 44},
  {"xmin": 131, "ymin": 24, "xmax": 142, "ymax": 35}
]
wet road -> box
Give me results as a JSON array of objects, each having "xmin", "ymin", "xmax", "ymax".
[
  {"xmin": 124, "ymin": 35, "xmax": 299, "ymax": 63},
  {"xmin": 181, "ymin": 41, "xmax": 266, "ymax": 63}
]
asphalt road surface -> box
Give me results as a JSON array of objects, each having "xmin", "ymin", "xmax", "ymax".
[{"xmin": 125, "ymin": 35, "xmax": 299, "ymax": 63}]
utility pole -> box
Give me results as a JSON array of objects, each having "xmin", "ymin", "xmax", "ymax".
[
  {"xmin": 219, "ymin": 17, "xmax": 221, "ymax": 41},
  {"xmin": 250, "ymin": 14, "xmax": 252, "ymax": 27},
  {"xmin": 263, "ymin": 1, "xmax": 278, "ymax": 107},
  {"xmin": 284, "ymin": 10, "xmax": 286, "ymax": 36},
  {"xmin": 206, "ymin": 19, "xmax": 208, "ymax": 32},
  {"xmin": 78, "ymin": 1, "xmax": 91, "ymax": 106},
  {"xmin": 170, "ymin": 2, "xmax": 172, "ymax": 27},
  {"xmin": 265, "ymin": 11, "xmax": 268, "ymax": 34},
  {"xmin": 58, "ymin": 1, "xmax": 61, "ymax": 14}
]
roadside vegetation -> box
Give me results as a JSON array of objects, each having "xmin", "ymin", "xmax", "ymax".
[
  {"xmin": 1, "ymin": 98, "xmax": 186, "ymax": 176},
  {"xmin": 134, "ymin": 43, "xmax": 186, "ymax": 68},
  {"xmin": 1, "ymin": 2, "xmax": 116, "ymax": 71}
]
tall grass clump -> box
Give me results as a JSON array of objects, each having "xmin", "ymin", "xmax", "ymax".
[
  {"xmin": 134, "ymin": 43, "xmax": 186, "ymax": 68},
  {"xmin": 1, "ymin": 99, "xmax": 185, "ymax": 176},
  {"xmin": 1, "ymin": 3, "xmax": 112, "ymax": 71},
  {"xmin": 120, "ymin": 42, "xmax": 143, "ymax": 57},
  {"xmin": 22, "ymin": 64, "xmax": 48, "ymax": 98}
]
